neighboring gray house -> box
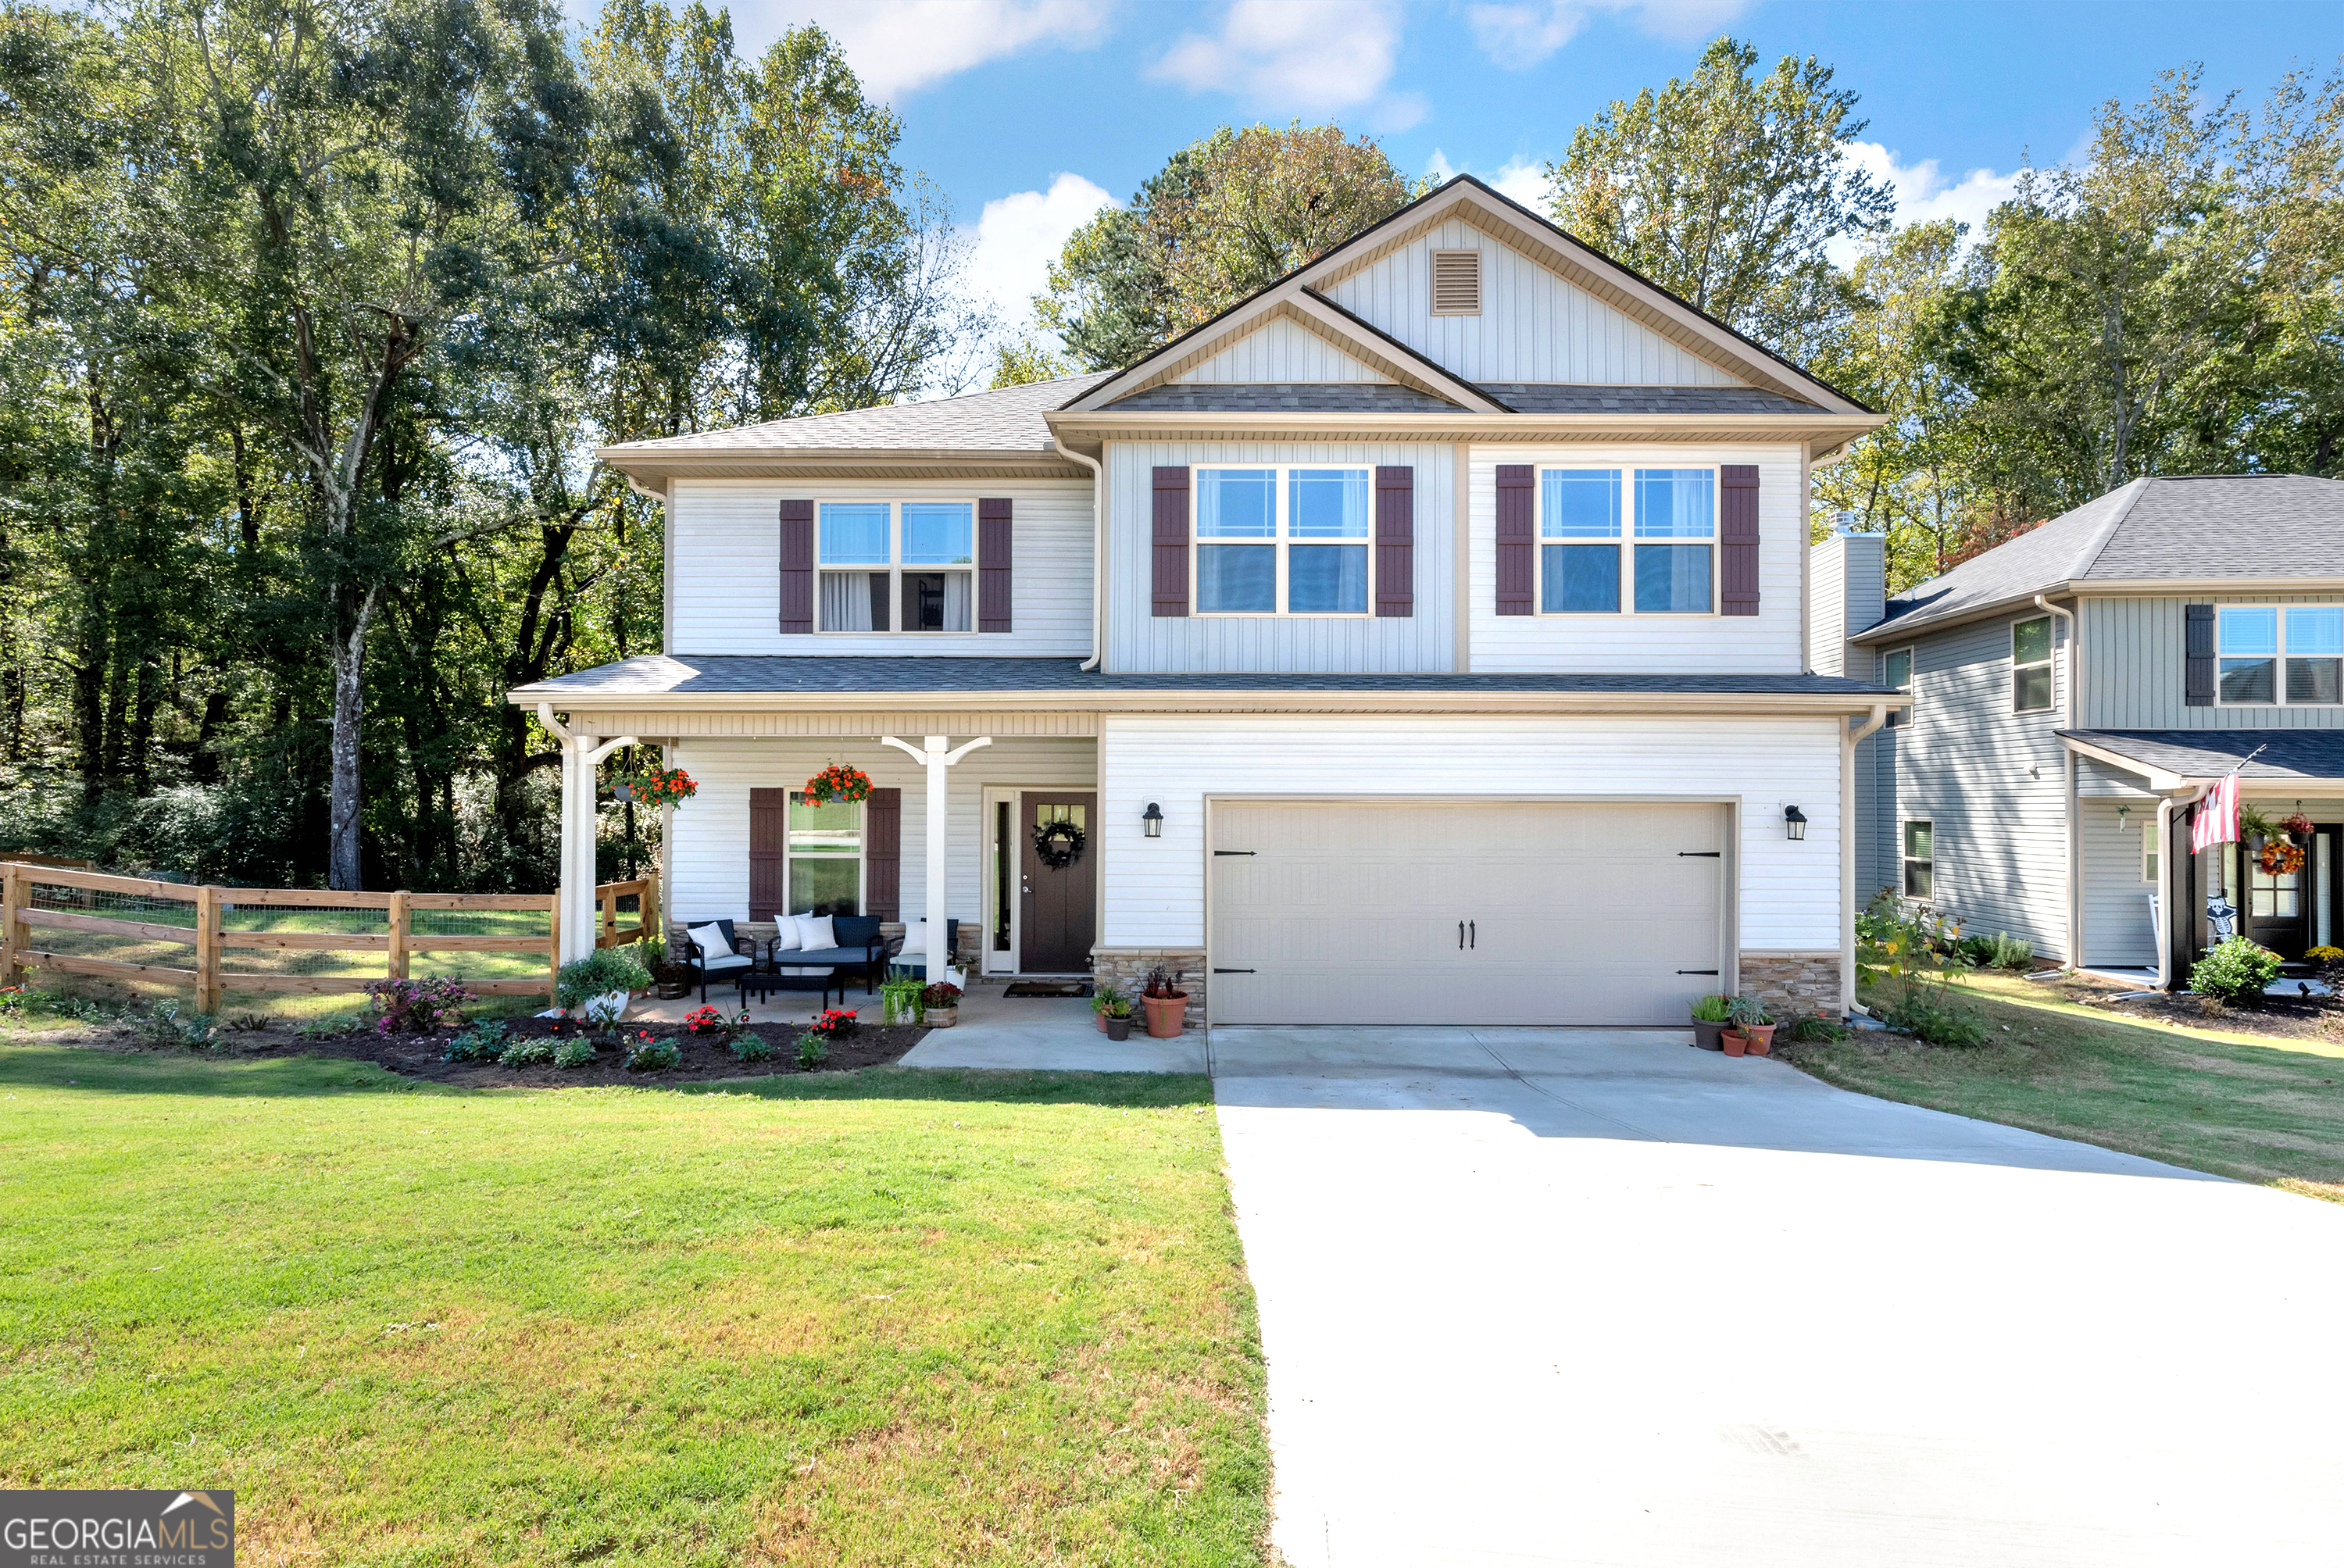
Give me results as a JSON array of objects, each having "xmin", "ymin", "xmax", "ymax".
[{"xmin": 1812, "ymin": 476, "xmax": 2344, "ymax": 984}]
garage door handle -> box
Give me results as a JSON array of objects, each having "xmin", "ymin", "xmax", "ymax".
[
  {"xmin": 1458, "ymin": 920, "xmax": 1465, "ymax": 949},
  {"xmin": 1677, "ymin": 969, "xmax": 1720, "ymax": 975},
  {"xmin": 1213, "ymin": 967, "xmax": 1254, "ymax": 973},
  {"xmin": 1470, "ymin": 920, "xmax": 1476, "ymax": 948},
  {"xmin": 1213, "ymin": 850, "xmax": 1255, "ymax": 856},
  {"xmin": 1678, "ymin": 851, "xmax": 1721, "ymax": 858}
]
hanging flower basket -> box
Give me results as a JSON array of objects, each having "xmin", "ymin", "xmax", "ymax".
[
  {"xmin": 615, "ymin": 766, "xmax": 697, "ymax": 809},
  {"xmin": 804, "ymin": 763, "xmax": 873, "ymax": 805},
  {"xmin": 2281, "ymin": 811, "xmax": 2315, "ymax": 840}
]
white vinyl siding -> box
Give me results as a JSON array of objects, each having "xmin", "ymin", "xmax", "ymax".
[
  {"xmin": 667, "ymin": 478, "xmax": 1092, "ymax": 656},
  {"xmin": 1172, "ymin": 316, "xmax": 1386, "ymax": 384},
  {"xmin": 2080, "ymin": 795, "xmax": 2161, "ymax": 967},
  {"xmin": 1097, "ymin": 713, "xmax": 1843, "ymax": 953},
  {"xmin": 2078, "ymin": 595, "xmax": 2344, "ymax": 731},
  {"xmin": 1320, "ymin": 218, "xmax": 1744, "ymax": 387}
]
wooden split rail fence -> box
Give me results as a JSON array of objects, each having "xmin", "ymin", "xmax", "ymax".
[{"xmin": 0, "ymin": 863, "xmax": 656, "ymax": 1014}]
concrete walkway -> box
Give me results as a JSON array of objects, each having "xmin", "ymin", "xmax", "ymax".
[{"xmin": 1213, "ymin": 1027, "xmax": 2344, "ymax": 1567}]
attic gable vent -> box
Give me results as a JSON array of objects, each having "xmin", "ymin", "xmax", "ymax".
[{"xmin": 1430, "ymin": 249, "xmax": 1482, "ymax": 316}]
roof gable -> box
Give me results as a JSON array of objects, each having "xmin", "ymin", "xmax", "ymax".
[{"xmin": 1173, "ymin": 314, "xmax": 1388, "ymax": 384}]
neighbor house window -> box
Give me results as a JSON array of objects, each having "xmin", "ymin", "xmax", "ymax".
[
  {"xmin": 1535, "ymin": 466, "xmax": 1713, "ymax": 614},
  {"xmin": 788, "ymin": 791, "xmax": 862, "ymax": 915},
  {"xmin": 1193, "ymin": 466, "xmax": 1372, "ymax": 616},
  {"xmin": 2218, "ymin": 605, "xmax": 2343, "ymax": 705},
  {"xmin": 1883, "ymin": 646, "xmax": 1913, "ymax": 727},
  {"xmin": 1903, "ymin": 820, "xmax": 1934, "ymax": 899},
  {"xmin": 2012, "ymin": 616, "xmax": 2053, "ymax": 712},
  {"xmin": 816, "ymin": 500, "xmax": 974, "ymax": 632}
]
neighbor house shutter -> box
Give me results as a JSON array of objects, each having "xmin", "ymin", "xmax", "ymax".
[
  {"xmin": 2185, "ymin": 603, "xmax": 2216, "ymax": 707},
  {"xmin": 864, "ymin": 788, "xmax": 901, "ymax": 920},
  {"xmin": 1495, "ymin": 464, "xmax": 1535, "ymax": 616},
  {"xmin": 1374, "ymin": 466, "xmax": 1414, "ymax": 617},
  {"xmin": 749, "ymin": 788, "xmax": 788, "ymax": 920},
  {"xmin": 778, "ymin": 500, "xmax": 815, "ymax": 634},
  {"xmin": 978, "ymin": 498, "xmax": 1013, "ymax": 633},
  {"xmin": 1719, "ymin": 465, "xmax": 1760, "ymax": 616},
  {"xmin": 1152, "ymin": 466, "xmax": 1189, "ymax": 616}
]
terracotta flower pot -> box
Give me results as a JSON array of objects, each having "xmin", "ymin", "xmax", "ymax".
[
  {"xmin": 1103, "ymin": 1016, "xmax": 1133, "ymax": 1041},
  {"xmin": 1143, "ymin": 993, "xmax": 1187, "ymax": 1038},
  {"xmin": 1094, "ymin": 1009, "xmax": 1108, "ymax": 1034},
  {"xmin": 1742, "ymin": 1023, "xmax": 1776, "ymax": 1055},
  {"xmin": 1692, "ymin": 1018, "xmax": 1726, "ymax": 1051},
  {"xmin": 1720, "ymin": 1029, "xmax": 1749, "ymax": 1057}
]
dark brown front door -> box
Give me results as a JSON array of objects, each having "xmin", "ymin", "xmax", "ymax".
[
  {"xmin": 1020, "ymin": 792, "xmax": 1096, "ymax": 973},
  {"xmin": 2247, "ymin": 831, "xmax": 2310, "ymax": 958}
]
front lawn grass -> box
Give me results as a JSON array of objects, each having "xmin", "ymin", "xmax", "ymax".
[
  {"xmin": 1795, "ymin": 968, "xmax": 2344, "ymax": 1204},
  {"xmin": 0, "ymin": 1045, "xmax": 1269, "ymax": 1565}
]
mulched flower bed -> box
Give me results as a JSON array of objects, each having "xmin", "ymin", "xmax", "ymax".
[
  {"xmin": 241, "ymin": 1014, "xmax": 929, "ymax": 1088},
  {"xmin": 2047, "ymin": 972, "xmax": 2342, "ymax": 1044}
]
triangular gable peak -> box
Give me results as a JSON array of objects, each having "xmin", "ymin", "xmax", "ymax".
[{"xmin": 1172, "ymin": 314, "xmax": 1387, "ymax": 384}]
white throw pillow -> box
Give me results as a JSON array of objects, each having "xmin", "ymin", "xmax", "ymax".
[
  {"xmin": 791, "ymin": 913, "xmax": 836, "ymax": 952},
  {"xmin": 897, "ymin": 920, "xmax": 924, "ymax": 956},
  {"xmin": 685, "ymin": 922, "xmax": 732, "ymax": 958},
  {"xmin": 769, "ymin": 920, "xmax": 800, "ymax": 952}
]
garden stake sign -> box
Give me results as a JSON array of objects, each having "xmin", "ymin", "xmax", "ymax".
[{"xmin": 805, "ymin": 763, "xmax": 873, "ymax": 805}]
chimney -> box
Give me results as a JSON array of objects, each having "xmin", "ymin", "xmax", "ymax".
[{"xmin": 1808, "ymin": 524, "xmax": 1888, "ymax": 678}]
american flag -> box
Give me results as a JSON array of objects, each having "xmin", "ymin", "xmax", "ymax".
[{"xmin": 2192, "ymin": 772, "xmax": 2239, "ymax": 854}]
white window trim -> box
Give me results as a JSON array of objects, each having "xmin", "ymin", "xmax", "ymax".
[
  {"xmin": 2214, "ymin": 602, "xmax": 2344, "ymax": 708},
  {"xmin": 1883, "ymin": 645, "xmax": 1913, "ymax": 727},
  {"xmin": 1902, "ymin": 818, "xmax": 1935, "ymax": 903},
  {"xmin": 814, "ymin": 498, "xmax": 978, "ymax": 635},
  {"xmin": 2011, "ymin": 615, "xmax": 2054, "ymax": 713},
  {"xmin": 784, "ymin": 788, "xmax": 866, "ymax": 915},
  {"xmin": 1188, "ymin": 464, "xmax": 1377, "ymax": 619},
  {"xmin": 1532, "ymin": 463, "xmax": 1720, "ymax": 618},
  {"xmin": 2142, "ymin": 820, "xmax": 2160, "ymax": 885}
]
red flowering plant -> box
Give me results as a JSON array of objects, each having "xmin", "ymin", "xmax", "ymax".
[
  {"xmin": 615, "ymin": 765, "xmax": 696, "ymax": 809},
  {"xmin": 682, "ymin": 1004, "xmax": 739, "ymax": 1038},
  {"xmin": 806, "ymin": 1007, "xmax": 859, "ymax": 1037},
  {"xmin": 803, "ymin": 763, "xmax": 873, "ymax": 805}
]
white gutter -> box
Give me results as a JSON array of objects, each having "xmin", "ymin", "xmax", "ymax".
[
  {"xmin": 1842, "ymin": 702, "xmax": 1889, "ymax": 1016},
  {"xmin": 1054, "ymin": 434, "xmax": 1106, "ymax": 672},
  {"xmin": 2034, "ymin": 595, "xmax": 2078, "ymax": 727},
  {"xmin": 2035, "ymin": 595, "xmax": 2082, "ymax": 970}
]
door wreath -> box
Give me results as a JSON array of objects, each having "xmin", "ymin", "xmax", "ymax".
[{"xmin": 1031, "ymin": 818, "xmax": 1087, "ymax": 870}]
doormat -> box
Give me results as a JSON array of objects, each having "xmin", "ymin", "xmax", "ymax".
[{"xmin": 1003, "ymin": 981, "xmax": 1092, "ymax": 998}]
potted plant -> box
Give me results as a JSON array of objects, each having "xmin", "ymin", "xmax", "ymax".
[
  {"xmin": 922, "ymin": 980, "xmax": 962, "ymax": 1027},
  {"xmin": 1690, "ymin": 994, "xmax": 1731, "ymax": 1051},
  {"xmin": 804, "ymin": 763, "xmax": 874, "ymax": 806},
  {"xmin": 1090, "ymin": 983, "xmax": 1127, "ymax": 1034},
  {"xmin": 1142, "ymin": 965, "xmax": 1188, "ymax": 1038},
  {"xmin": 1722, "ymin": 993, "xmax": 1775, "ymax": 1056},
  {"xmin": 1102, "ymin": 996, "xmax": 1134, "ymax": 1041},
  {"xmin": 880, "ymin": 972, "xmax": 926, "ymax": 1025}
]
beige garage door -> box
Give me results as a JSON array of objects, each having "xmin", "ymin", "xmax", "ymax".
[{"xmin": 1209, "ymin": 799, "xmax": 1728, "ymax": 1027}]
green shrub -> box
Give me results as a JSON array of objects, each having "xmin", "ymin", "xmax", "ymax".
[
  {"xmin": 795, "ymin": 1030, "xmax": 827, "ymax": 1070},
  {"xmin": 295, "ymin": 1011, "xmax": 364, "ymax": 1041},
  {"xmin": 729, "ymin": 1031, "xmax": 774, "ymax": 1063},
  {"xmin": 1787, "ymin": 1013, "xmax": 1849, "ymax": 1043},
  {"xmin": 555, "ymin": 949, "xmax": 652, "ymax": 1013},
  {"xmin": 1960, "ymin": 931, "xmax": 2035, "ymax": 971},
  {"xmin": 1881, "ymin": 985, "xmax": 1990, "ymax": 1048},
  {"xmin": 498, "ymin": 1037, "xmax": 556, "ymax": 1067},
  {"xmin": 443, "ymin": 1020, "xmax": 509, "ymax": 1063},
  {"xmin": 553, "ymin": 1039, "xmax": 597, "ymax": 1070},
  {"xmin": 1691, "ymin": 994, "xmax": 1731, "ymax": 1023},
  {"xmin": 624, "ymin": 1034, "xmax": 680, "ymax": 1073},
  {"xmin": 2189, "ymin": 937, "xmax": 2284, "ymax": 1003}
]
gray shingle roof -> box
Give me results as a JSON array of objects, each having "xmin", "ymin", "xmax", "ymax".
[
  {"xmin": 515, "ymin": 655, "xmax": 1896, "ymax": 700},
  {"xmin": 599, "ymin": 373, "xmax": 1117, "ymax": 456},
  {"xmin": 1102, "ymin": 383, "xmax": 1463, "ymax": 413},
  {"xmin": 1860, "ymin": 475, "xmax": 2344, "ymax": 644},
  {"xmin": 2061, "ymin": 729, "xmax": 2344, "ymax": 783},
  {"xmin": 1480, "ymin": 384, "xmax": 1828, "ymax": 415}
]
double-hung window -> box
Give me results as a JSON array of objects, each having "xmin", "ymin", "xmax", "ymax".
[
  {"xmin": 2218, "ymin": 605, "xmax": 2344, "ymax": 705},
  {"xmin": 1535, "ymin": 466, "xmax": 1714, "ymax": 614},
  {"xmin": 816, "ymin": 500, "xmax": 975, "ymax": 632},
  {"xmin": 2012, "ymin": 616, "xmax": 2053, "ymax": 713},
  {"xmin": 1883, "ymin": 646, "xmax": 1913, "ymax": 727},
  {"xmin": 1903, "ymin": 820, "xmax": 1935, "ymax": 900},
  {"xmin": 787, "ymin": 791, "xmax": 862, "ymax": 916},
  {"xmin": 1193, "ymin": 466, "xmax": 1371, "ymax": 615}
]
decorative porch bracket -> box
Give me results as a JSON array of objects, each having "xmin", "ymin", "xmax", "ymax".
[
  {"xmin": 879, "ymin": 734, "xmax": 992, "ymax": 978},
  {"xmin": 541, "ymin": 704, "xmax": 638, "ymax": 964}
]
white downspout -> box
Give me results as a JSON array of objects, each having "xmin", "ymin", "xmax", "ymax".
[
  {"xmin": 1055, "ymin": 434, "xmax": 1106, "ymax": 671},
  {"xmin": 2154, "ymin": 784, "xmax": 2208, "ymax": 991},
  {"xmin": 1843, "ymin": 702, "xmax": 1889, "ymax": 1017},
  {"xmin": 2036, "ymin": 595, "xmax": 2081, "ymax": 968}
]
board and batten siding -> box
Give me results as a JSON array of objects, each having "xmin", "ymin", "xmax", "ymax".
[
  {"xmin": 1321, "ymin": 218, "xmax": 1744, "ymax": 387},
  {"xmin": 665, "ymin": 736, "xmax": 1096, "ymax": 928},
  {"xmin": 2081, "ymin": 594, "xmax": 2344, "ymax": 731},
  {"xmin": 1467, "ymin": 443, "xmax": 1807, "ymax": 673},
  {"xmin": 666, "ymin": 477, "xmax": 1094, "ymax": 657},
  {"xmin": 1173, "ymin": 316, "xmax": 1385, "ymax": 383},
  {"xmin": 1104, "ymin": 440, "xmax": 1456, "ymax": 672},
  {"xmin": 1097, "ymin": 713, "xmax": 1843, "ymax": 952}
]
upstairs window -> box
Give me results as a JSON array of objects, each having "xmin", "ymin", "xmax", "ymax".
[
  {"xmin": 2219, "ymin": 605, "xmax": 2342, "ymax": 705},
  {"xmin": 1536, "ymin": 466, "xmax": 1714, "ymax": 615},
  {"xmin": 1883, "ymin": 646, "xmax": 1913, "ymax": 727},
  {"xmin": 1193, "ymin": 466, "xmax": 1371, "ymax": 616},
  {"xmin": 816, "ymin": 500, "xmax": 974, "ymax": 632},
  {"xmin": 2012, "ymin": 616, "xmax": 2053, "ymax": 712}
]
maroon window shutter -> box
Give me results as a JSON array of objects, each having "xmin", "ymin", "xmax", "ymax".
[
  {"xmin": 863, "ymin": 788, "xmax": 901, "ymax": 919},
  {"xmin": 1495, "ymin": 464, "xmax": 1535, "ymax": 616},
  {"xmin": 1374, "ymin": 466, "xmax": 1414, "ymax": 617},
  {"xmin": 749, "ymin": 788, "xmax": 788, "ymax": 920},
  {"xmin": 778, "ymin": 499, "xmax": 815, "ymax": 634},
  {"xmin": 978, "ymin": 498, "xmax": 1013, "ymax": 633},
  {"xmin": 1152, "ymin": 466, "xmax": 1189, "ymax": 616},
  {"xmin": 1719, "ymin": 465, "xmax": 1760, "ymax": 616}
]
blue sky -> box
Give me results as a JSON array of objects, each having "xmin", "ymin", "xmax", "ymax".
[{"xmin": 587, "ymin": 0, "xmax": 2344, "ymax": 347}]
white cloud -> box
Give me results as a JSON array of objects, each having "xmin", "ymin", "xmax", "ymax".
[
  {"xmin": 1465, "ymin": 0, "xmax": 1749, "ymax": 69},
  {"xmin": 786, "ymin": 0, "xmax": 1113, "ymax": 101},
  {"xmin": 964, "ymin": 172, "xmax": 1119, "ymax": 333},
  {"xmin": 1152, "ymin": 0, "xmax": 1408, "ymax": 116},
  {"xmin": 1424, "ymin": 150, "xmax": 1549, "ymax": 210},
  {"xmin": 1830, "ymin": 141, "xmax": 2022, "ymax": 265}
]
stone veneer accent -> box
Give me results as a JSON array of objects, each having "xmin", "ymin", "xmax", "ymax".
[
  {"xmin": 1740, "ymin": 951, "xmax": 1842, "ymax": 1019},
  {"xmin": 1090, "ymin": 947, "xmax": 1208, "ymax": 1030}
]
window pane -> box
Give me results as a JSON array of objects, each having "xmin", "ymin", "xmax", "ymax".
[
  {"xmin": 1884, "ymin": 648, "xmax": 1912, "ymax": 689},
  {"xmin": 900, "ymin": 570, "xmax": 970, "ymax": 631},
  {"xmin": 788, "ymin": 792, "xmax": 862, "ymax": 853},
  {"xmin": 1542, "ymin": 545, "xmax": 1620, "ymax": 613},
  {"xmin": 818, "ymin": 502, "xmax": 890, "ymax": 564},
  {"xmin": 1904, "ymin": 821, "xmax": 1932, "ymax": 859},
  {"xmin": 2220, "ymin": 657, "xmax": 2276, "ymax": 704},
  {"xmin": 901, "ymin": 502, "xmax": 973, "ymax": 564},
  {"xmin": 1903, "ymin": 860, "xmax": 1933, "ymax": 898},
  {"xmin": 1541, "ymin": 470, "xmax": 1620, "ymax": 538},
  {"xmin": 1634, "ymin": 469, "xmax": 1715, "ymax": 538},
  {"xmin": 1288, "ymin": 545, "xmax": 1367, "ymax": 613},
  {"xmin": 1288, "ymin": 469, "xmax": 1370, "ymax": 538},
  {"xmin": 2014, "ymin": 664, "xmax": 2053, "ymax": 712},
  {"xmin": 1634, "ymin": 544, "xmax": 1710, "ymax": 613},
  {"xmin": 819, "ymin": 571, "xmax": 884, "ymax": 631},
  {"xmin": 1196, "ymin": 469, "xmax": 1276, "ymax": 538},
  {"xmin": 2287, "ymin": 657, "xmax": 2342, "ymax": 704},
  {"xmin": 2013, "ymin": 616, "xmax": 2052, "ymax": 665},
  {"xmin": 2220, "ymin": 606, "xmax": 2278, "ymax": 656},
  {"xmin": 789, "ymin": 855, "xmax": 860, "ymax": 918},
  {"xmin": 1197, "ymin": 544, "xmax": 1275, "ymax": 612}
]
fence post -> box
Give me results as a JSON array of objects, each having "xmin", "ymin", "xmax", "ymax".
[
  {"xmin": 195, "ymin": 884, "xmax": 220, "ymax": 1016},
  {"xmin": 547, "ymin": 894, "xmax": 562, "ymax": 1002},
  {"xmin": 600, "ymin": 883, "xmax": 616, "ymax": 950},
  {"xmin": 645, "ymin": 870, "xmax": 659, "ymax": 952},
  {"xmin": 2, "ymin": 864, "xmax": 21, "ymax": 989},
  {"xmin": 388, "ymin": 890, "xmax": 409, "ymax": 982}
]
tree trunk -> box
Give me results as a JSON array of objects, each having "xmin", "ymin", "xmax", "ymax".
[{"xmin": 327, "ymin": 590, "xmax": 377, "ymax": 891}]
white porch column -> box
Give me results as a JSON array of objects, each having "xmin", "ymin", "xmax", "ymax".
[
  {"xmin": 880, "ymin": 734, "xmax": 992, "ymax": 974},
  {"xmin": 541, "ymin": 705, "xmax": 635, "ymax": 964}
]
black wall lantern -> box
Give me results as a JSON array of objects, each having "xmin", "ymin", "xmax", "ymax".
[
  {"xmin": 1784, "ymin": 805, "xmax": 1808, "ymax": 841},
  {"xmin": 1142, "ymin": 802, "xmax": 1163, "ymax": 838}
]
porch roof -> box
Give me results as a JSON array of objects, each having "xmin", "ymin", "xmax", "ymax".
[{"xmin": 2059, "ymin": 728, "xmax": 2344, "ymax": 791}]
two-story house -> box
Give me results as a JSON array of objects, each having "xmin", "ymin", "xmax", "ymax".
[
  {"xmin": 512, "ymin": 176, "xmax": 1899, "ymax": 1027},
  {"xmin": 1813, "ymin": 475, "xmax": 2344, "ymax": 987}
]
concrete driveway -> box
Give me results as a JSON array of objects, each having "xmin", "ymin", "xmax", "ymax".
[{"xmin": 1212, "ymin": 1028, "xmax": 2344, "ymax": 1567}]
